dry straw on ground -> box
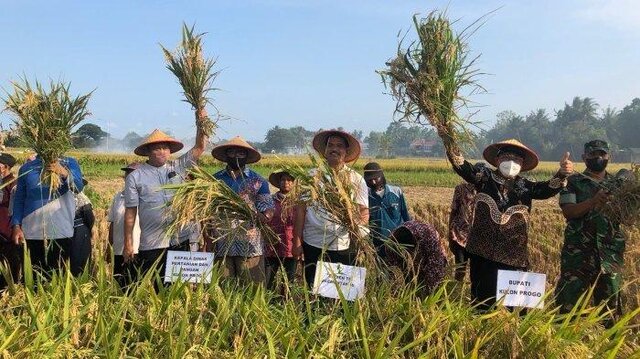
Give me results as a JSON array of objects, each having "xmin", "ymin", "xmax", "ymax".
[
  {"xmin": 161, "ymin": 23, "xmax": 220, "ymax": 137},
  {"xmin": 2, "ymin": 79, "xmax": 91, "ymax": 194}
]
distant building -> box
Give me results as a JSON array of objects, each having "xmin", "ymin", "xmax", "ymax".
[{"xmin": 410, "ymin": 139, "xmax": 437, "ymax": 155}]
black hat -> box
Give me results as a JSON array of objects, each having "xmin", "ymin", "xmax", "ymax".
[
  {"xmin": 0, "ymin": 153, "xmax": 17, "ymax": 167},
  {"xmin": 363, "ymin": 162, "xmax": 383, "ymax": 178},
  {"xmin": 584, "ymin": 140, "xmax": 609, "ymax": 154}
]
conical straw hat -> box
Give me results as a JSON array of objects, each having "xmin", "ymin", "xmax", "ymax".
[
  {"xmin": 211, "ymin": 136, "xmax": 261, "ymax": 164},
  {"xmin": 268, "ymin": 170, "xmax": 294, "ymax": 188},
  {"xmin": 312, "ymin": 130, "xmax": 361, "ymax": 163},
  {"xmin": 134, "ymin": 129, "xmax": 184, "ymax": 156},
  {"xmin": 482, "ymin": 139, "xmax": 539, "ymax": 171}
]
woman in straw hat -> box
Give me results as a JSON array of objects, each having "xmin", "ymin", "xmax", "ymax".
[
  {"xmin": 292, "ymin": 130, "xmax": 369, "ymax": 288},
  {"xmin": 447, "ymin": 139, "xmax": 573, "ymax": 309},
  {"xmin": 123, "ymin": 128, "xmax": 208, "ymax": 282},
  {"xmin": 208, "ymin": 136, "xmax": 274, "ymax": 285}
]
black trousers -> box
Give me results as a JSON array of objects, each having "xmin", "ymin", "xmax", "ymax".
[
  {"xmin": 469, "ymin": 253, "xmax": 526, "ymax": 311},
  {"xmin": 265, "ymin": 257, "xmax": 297, "ymax": 289},
  {"xmin": 450, "ymin": 241, "xmax": 469, "ymax": 282},
  {"xmin": 26, "ymin": 238, "xmax": 72, "ymax": 278},
  {"xmin": 70, "ymin": 224, "xmax": 92, "ymax": 276},
  {"xmin": 134, "ymin": 241, "xmax": 191, "ymax": 286},
  {"xmin": 302, "ymin": 242, "xmax": 354, "ymax": 289},
  {"xmin": 113, "ymin": 255, "xmax": 137, "ymax": 289},
  {"xmin": 0, "ymin": 240, "xmax": 23, "ymax": 288}
]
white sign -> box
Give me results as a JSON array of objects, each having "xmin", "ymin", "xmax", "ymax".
[
  {"xmin": 164, "ymin": 251, "xmax": 215, "ymax": 283},
  {"xmin": 496, "ymin": 270, "xmax": 546, "ymax": 309},
  {"xmin": 312, "ymin": 261, "xmax": 366, "ymax": 301}
]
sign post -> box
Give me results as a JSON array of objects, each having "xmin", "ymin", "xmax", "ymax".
[
  {"xmin": 164, "ymin": 251, "xmax": 215, "ymax": 284},
  {"xmin": 312, "ymin": 261, "xmax": 366, "ymax": 301},
  {"xmin": 496, "ymin": 270, "xmax": 546, "ymax": 309}
]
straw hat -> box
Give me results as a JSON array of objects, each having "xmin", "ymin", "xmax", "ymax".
[
  {"xmin": 312, "ymin": 130, "xmax": 361, "ymax": 163},
  {"xmin": 211, "ymin": 136, "xmax": 261, "ymax": 164},
  {"xmin": 268, "ymin": 170, "xmax": 294, "ymax": 188},
  {"xmin": 482, "ymin": 139, "xmax": 539, "ymax": 171},
  {"xmin": 134, "ymin": 129, "xmax": 184, "ymax": 156}
]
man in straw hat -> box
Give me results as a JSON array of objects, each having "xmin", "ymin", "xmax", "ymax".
[
  {"xmin": 208, "ymin": 136, "xmax": 274, "ymax": 285},
  {"xmin": 447, "ymin": 139, "xmax": 573, "ymax": 309},
  {"xmin": 292, "ymin": 130, "xmax": 369, "ymax": 288},
  {"xmin": 123, "ymin": 128, "xmax": 208, "ymax": 281},
  {"xmin": 0, "ymin": 153, "xmax": 21, "ymax": 289},
  {"xmin": 12, "ymin": 151, "xmax": 84, "ymax": 277},
  {"xmin": 555, "ymin": 140, "xmax": 626, "ymax": 322},
  {"xmin": 265, "ymin": 170, "xmax": 297, "ymax": 290},
  {"xmin": 108, "ymin": 162, "xmax": 141, "ymax": 288},
  {"xmin": 363, "ymin": 162, "xmax": 410, "ymax": 258}
]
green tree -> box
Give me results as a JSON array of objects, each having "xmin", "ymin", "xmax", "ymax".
[
  {"xmin": 73, "ymin": 123, "xmax": 109, "ymax": 148},
  {"xmin": 616, "ymin": 98, "xmax": 640, "ymax": 149}
]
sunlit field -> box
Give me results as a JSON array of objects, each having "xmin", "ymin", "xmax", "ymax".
[{"xmin": 0, "ymin": 152, "xmax": 638, "ymax": 357}]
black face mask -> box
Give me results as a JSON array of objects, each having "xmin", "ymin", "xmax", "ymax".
[
  {"xmin": 227, "ymin": 157, "xmax": 247, "ymax": 170},
  {"xmin": 585, "ymin": 157, "xmax": 608, "ymax": 172}
]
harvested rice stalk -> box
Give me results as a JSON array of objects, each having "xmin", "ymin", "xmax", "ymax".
[
  {"xmin": 601, "ymin": 165, "xmax": 640, "ymax": 227},
  {"xmin": 378, "ymin": 11, "xmax": 485, "ymax": 162},
  {"xmin": 279, "ymin": 153, "xmax": 378, "ymax": 267},
  {"xmin": 165, "ymin": 166, "xmax": 278, "ymax": 245},
  {"xmin": 161, "ymin": 23, "xmax": 220, "ymax": 137},
  {"xmin": 2, "ymin": 79, "xmax": 91, "ymax": 194}
]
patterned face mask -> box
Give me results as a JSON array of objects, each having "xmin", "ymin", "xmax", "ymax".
[{"xmin": 499, "ymin": 160, "xmax": 521, "ymax": 178}]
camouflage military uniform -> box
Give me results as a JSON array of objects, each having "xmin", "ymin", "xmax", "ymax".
[{"xmin": 555, "ymin": 171, "xmax": 625, "ymax": 314}]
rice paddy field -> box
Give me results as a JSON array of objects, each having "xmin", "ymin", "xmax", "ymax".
[{"xmin": 1, "ymin": 152, "xmax": 639, "ymax": 357}]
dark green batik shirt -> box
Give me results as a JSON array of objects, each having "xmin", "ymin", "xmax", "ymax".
[{"xmin": 558, "ymin": 171, "xmax": 625, "ymax": 274}]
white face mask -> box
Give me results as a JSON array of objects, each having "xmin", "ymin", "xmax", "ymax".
[{"xmin": 499, "ymin": 160, "xmax": 521, "ymax": 178}]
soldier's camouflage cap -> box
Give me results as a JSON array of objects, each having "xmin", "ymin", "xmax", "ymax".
[{"xmin": 584, "ymin": 140, "xmax": 609, "ymax": 154}]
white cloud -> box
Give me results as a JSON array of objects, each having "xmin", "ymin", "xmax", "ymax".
[{"xmin": 575, "ymin": 0, "xmax": 640, "ymax": 31}]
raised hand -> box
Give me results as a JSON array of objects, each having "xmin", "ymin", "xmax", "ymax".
[{"xmin": 559, "ymin": 152, "xmax": 573, "ymax": 177}]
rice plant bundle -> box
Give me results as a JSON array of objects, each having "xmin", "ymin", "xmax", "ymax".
[
  {"xmin": 378, "ymin": 11, "xmax": 485, "ymax": 161},
  {"xmin": 279, "ymin": 154, "xmax": 378, "ymax": 266},
  {"xmin": 165, "ymin": 166, "xmax": 278, "ymax": 244},
  {"xmin": 601, "ymin": 165, "xmax": 640, "ymax": 227},
  {"xmin": 161, "ymin": 23, "xmax": 220, "ymax": 137},
  {"xmin": 3, "ymin": 79, "xmax": 91, "ymax": 192}
]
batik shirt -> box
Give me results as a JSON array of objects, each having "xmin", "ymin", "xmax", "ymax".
[
  {"xmin": 448, "ymin": 182, "xmax": 476, "ymax": 248},
  {"xmin": 559, "ymin": 171, "xmax": 625, "ymax": 274},
  {"xmin": 448, "ymin": 155, "xmax": 566, "ymax": 267},
  {"xmin": 213, "ymin": 167, "xmax": 274, "ymax": 257}
]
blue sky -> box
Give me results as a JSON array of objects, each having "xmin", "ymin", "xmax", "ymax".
[{"xmin": 1, "ymin": 0, "xmax": 638, "ymax": 142}]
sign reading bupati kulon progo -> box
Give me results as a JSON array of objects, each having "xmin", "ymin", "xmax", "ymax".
[
  {"xmin": 313, "ymin": 261, "xmax": 366, "ymax": 301},
  {"xmin": 496, "ymin": 270, "xmax": 546, "ymax": 309},
  {"xmin": 164, "ymin": 251, "xmax": 215, "ymax": 284}
]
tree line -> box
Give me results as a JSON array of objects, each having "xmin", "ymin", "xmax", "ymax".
[{"xmin": 4, "ymin": 96, "xmax": 636, "ymax": 161}]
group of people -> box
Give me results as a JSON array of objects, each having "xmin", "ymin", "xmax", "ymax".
[
  {"xmin": 0, "ymin": 126, "xmax": 629, "ymax": 320},
  {"xmin": 445, "ymin": 139, "xmax": 627, "ymax": 320}
]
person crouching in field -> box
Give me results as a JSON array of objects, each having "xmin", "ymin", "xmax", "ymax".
[
  {"xmin": 108, "ymin": 163, "xmax": 141, "ymax": 288},
  {"xmin": 123, "ymin": 128, "xmax": 208, "ymax": 283},
  {"xmin": 265, "ymin": 170, "xmax": 297, "ymax": 291},
  {"xmin": 12, "ymin": 154, "xmax": 84, "ymax": 277},
  {"xmin": 209, "ymin": 137, "xmax": 274, "ymax": 285},
  {"xmin": 0, "ymin": 153, "xmax": 21, "ymax": 288},
  {"xmin": 446, "ymin": 139, "xmax": 573, "ymax": 310},
  {"xmin": 555, "ymin": 140, "xmax": 626, "ymax": 323},
  {"xmin": 292, "ymin": 130, "xmax": 369, "ymax": 289},
  {"xmin": 363, "ymin": 162, "xmax": 410, "ymax": 258},
  {"xmin": 386, "ymin": 220, "xmax": 447, "ymax": 294},
  {"xmin": 448, "ymin": 174, "xmax": 479, "ymax": 282},
  {"xmin": 70, "ymin": 178, "xmax": 95, "ymax": 276}
]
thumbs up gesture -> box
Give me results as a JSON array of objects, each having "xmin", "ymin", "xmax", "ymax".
[{"xmin": 559, "ymin": 152, "xmax": 574, "ymax": 177}]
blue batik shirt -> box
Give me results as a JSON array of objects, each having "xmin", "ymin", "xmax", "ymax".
[
  {"xmin": 368, "ymin": 184, "xmax": 411, "ymax": 245},
  {"xmin": 213, "ymin": 167, "xmax": 274, "ymax": 257}
]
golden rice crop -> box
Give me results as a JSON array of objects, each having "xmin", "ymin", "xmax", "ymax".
[
  {"xmin": 161, "ymin": 23, "xmax": 220, "ymax": 137},
  {"xmin": 2, "ymin": 79, "xmax": 92, "ymax": 195}
]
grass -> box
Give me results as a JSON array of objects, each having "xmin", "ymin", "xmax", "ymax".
[{"xmin": 0, "ymin": 153, "xmax": 639, "ymax": 356}]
